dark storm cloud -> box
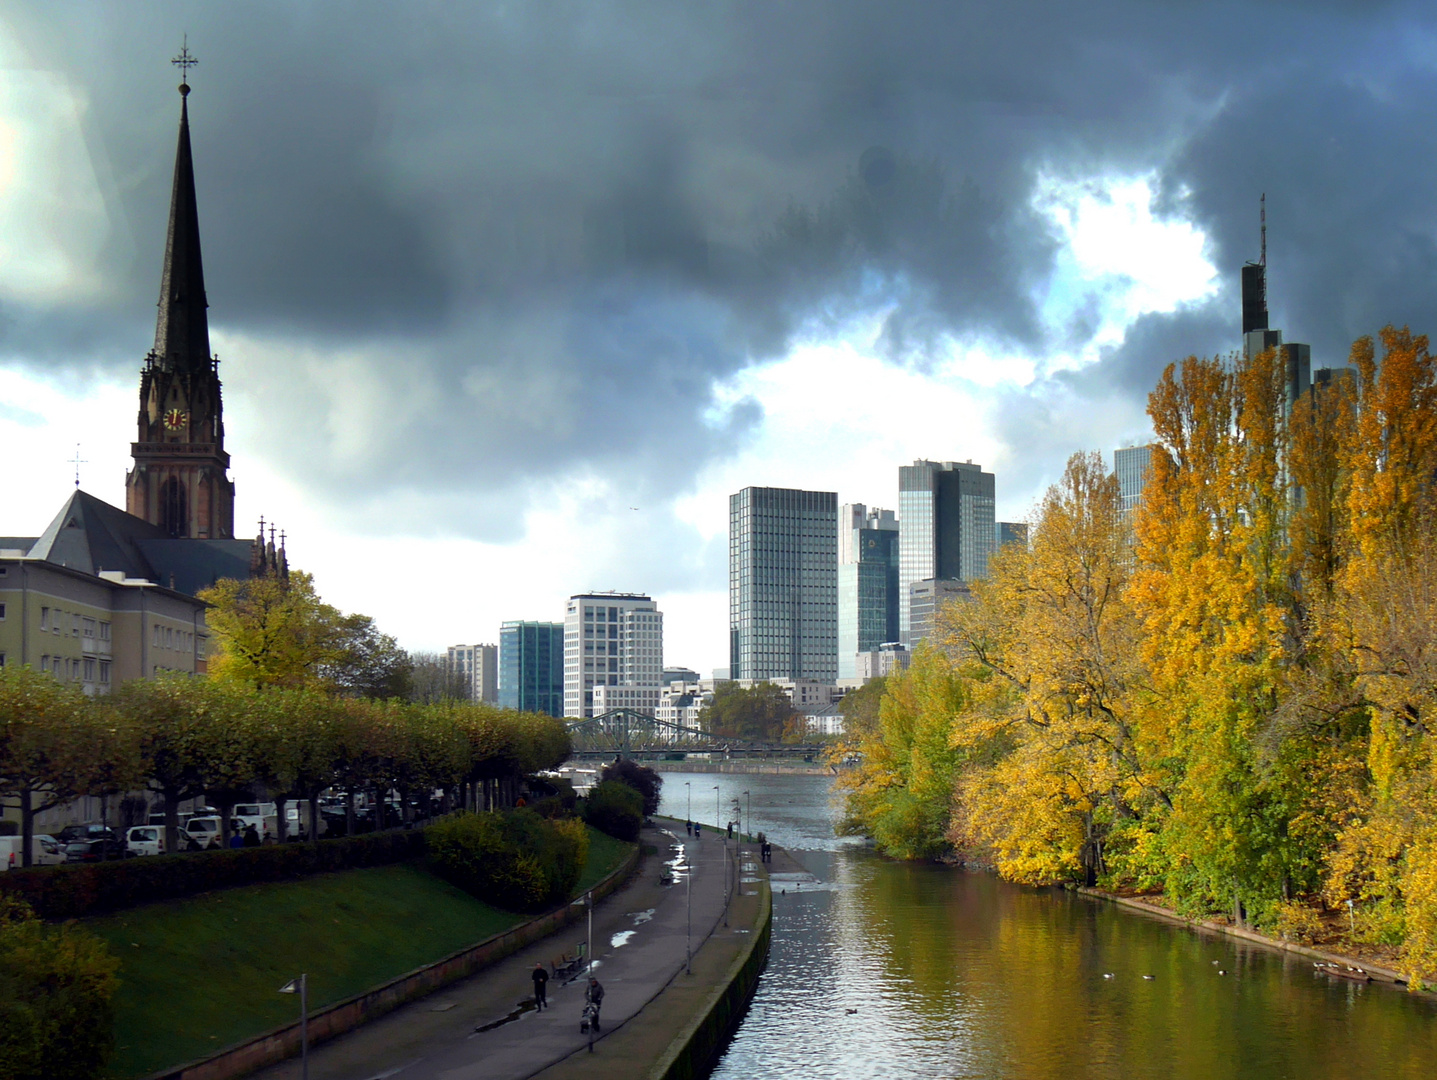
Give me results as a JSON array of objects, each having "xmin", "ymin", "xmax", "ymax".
[{"xmin": 3, "ymin": 1, "xmax": 1435, "ymax": 542}]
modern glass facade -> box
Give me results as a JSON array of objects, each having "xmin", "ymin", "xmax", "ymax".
[
  {"xmin": 898, "ymin": 460, "xmax": 995, "ymax": 643},
  {"xmin": 729, "ymin": 487, "xmax": 838, "ymax": 682},
  {"xmin": 837, "ymin": 503, "xmax": 900, "ymax": 680},
  {"xmin": 1114, "ymin": 445, "xmax": 1153, "ymax": 518},
  {"xmin": 498, "ymin": 621, "xmax": 565, "ymax": 717}
]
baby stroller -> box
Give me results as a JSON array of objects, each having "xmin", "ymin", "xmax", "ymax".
[{"xmin": 580, "ymin": 1000, "xmax": 601, "ymax": 1033}]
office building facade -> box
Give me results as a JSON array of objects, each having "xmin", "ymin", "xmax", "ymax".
[
  {"xmin": 898, "ymin": 460, "xmax": 994, "ymax": 643},
  {"xmin": 995, "ymin": 521, "xmax": 1028, "ymax": 551},
  {"xmin": 564, "ymin": 593, "xmax": 663, "ymax": 718},
  {"xmin": 1114, "ymin": 445, "xmax": 1154, "ymax": 519},
  {"xmin": 729, "ymin": 487, "xmax": 838, "ymax": 682},
  {"xmin": 447, "ymin": 643, "xmax": 498, "ymax": 704},
  {"xmin": 908, "ymin": 577, "xmax": 972, "ymax": 645},
  {"xmin": 498, "ymin": 621, "xmax": 565, "ymax": 717},
  {"xmin": 837, "ymin": 503, "xmax": 900, "ymax": 679}
]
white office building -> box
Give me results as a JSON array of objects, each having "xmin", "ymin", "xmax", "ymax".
[
  {"xmin": 564, "ymin": 592, "xmax": 664, "ymax": 718},
  {"xmin": 447, "ymin": 643, "xmax": 498, "ymax": 703}
]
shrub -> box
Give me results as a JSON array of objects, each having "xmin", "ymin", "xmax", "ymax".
[
  {"xmin": 584, "ymin": 780, "xmax": 644, "ymax": 842},
  {"xmin": 0, "ymin": 895, "xmax": 119, "ymax": 1080},
  {"xmin": 600, "ymin": 759, "xmax": 662, "ymax": 817},
  {"xmin": 0, "ymin": 829, "xmax": 427, "ymax": 921},
  {"xmin": 426, "ymin": 810, "xmax": 587, "ymax": 912}
]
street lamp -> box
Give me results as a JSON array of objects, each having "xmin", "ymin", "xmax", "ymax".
[
  {"xmin": 278, "ymin": 974, "xmax": 308, "ymax": 1080},
  {"xmin": 571, "ymin": 891, "xmax": 594, "ymax": 976},
  {"xmin": 685, "ymin": 781, "xmax": 691, "ymax": 826},
  {"xmin": 713, "ymin": 785, "xmax": 720, "ymax": 835}
]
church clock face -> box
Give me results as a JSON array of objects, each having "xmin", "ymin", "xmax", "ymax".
[{"xmin": 163, "ymin": 408, "xmax": 188, "ymax": 431}]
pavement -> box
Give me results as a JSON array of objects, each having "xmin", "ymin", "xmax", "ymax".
[{"xmin": 247, "ymin": 820, "xmax": 763, "ymax": 1080}]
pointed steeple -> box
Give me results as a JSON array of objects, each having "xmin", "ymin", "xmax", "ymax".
[{"xmin": 152, "ymin": 83, "xmax": 211, "ymax": 373}]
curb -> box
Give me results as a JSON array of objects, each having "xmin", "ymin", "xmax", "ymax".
[
  {"xmin": 647, "ymin": 860, "xmax": 773, "ymax": 1080},
  {"xmin": 144, "ymin": 846, "xmax": 641, "ymax": 1080},
  {"xmin": 1075, "ymin": 887, "xmax": 1426, "ymax": 991}
]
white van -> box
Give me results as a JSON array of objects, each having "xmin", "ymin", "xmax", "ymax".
[
  {"xmin": 182, "ymin": 816, "xmax": 223, "ymax": 850},
  {"xmin": 232, "ymin": 803, "xmax": 279, "ymax": 841},
  {"xmin": 125, "ymin": 826, "xmax": 166, "ymax": 857},
  {"xmin": 1, "ymin": 834, "xmax": 67, "ymax": 869}
]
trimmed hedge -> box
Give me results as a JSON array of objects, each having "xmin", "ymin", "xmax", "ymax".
[
  {"xmin": 0, "ymin": 829, "xmax": 427, "ymax": 921},
  {"xmin": 427, "ymin": 810, "xmax": 588, "ymax": 913},
  {"xmin": 584, "ymin": 780, "xmax": 644, "ymax": 842}
]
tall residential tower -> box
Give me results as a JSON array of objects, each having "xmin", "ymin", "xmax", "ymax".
[{"xmin": 563, "ymin": 593, "xmax": 663, "ymax": 718}]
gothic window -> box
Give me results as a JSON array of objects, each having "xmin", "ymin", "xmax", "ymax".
[{"xmin": 160, "ymin": 476, "xmax": 188, "ymax": 537}]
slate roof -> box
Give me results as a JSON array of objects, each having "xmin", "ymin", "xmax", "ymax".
[{"xmin": 22, "ymin": 490, "xmax": 252, "ymax": 597}]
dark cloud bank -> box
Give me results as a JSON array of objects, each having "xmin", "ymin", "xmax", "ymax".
[{"xmin": 3, "ymin": 1, "xmax": 1435, "ymax": 558}]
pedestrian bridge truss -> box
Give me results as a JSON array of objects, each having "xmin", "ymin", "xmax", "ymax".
[{"xmin": 566, "ymin": 709, "xmax": 826, "ymax": 760}]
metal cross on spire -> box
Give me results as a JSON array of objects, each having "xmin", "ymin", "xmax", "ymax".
[
  {"xmin": 69, "ymin": 443, "xmax": 87, "ymax": 489},
  {"xmin": 172, "ymin": 35, "xmax": 198, "ymax": 87}
]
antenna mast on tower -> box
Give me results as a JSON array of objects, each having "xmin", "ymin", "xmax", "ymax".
[{"xmin": 1260, "ymin": 192, "xmax": 1267, "ymax": 267}]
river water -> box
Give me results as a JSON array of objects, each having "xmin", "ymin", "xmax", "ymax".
[{"xmin": 655, "ymin": 771, "xmax": 1437, "ymax": 1080}]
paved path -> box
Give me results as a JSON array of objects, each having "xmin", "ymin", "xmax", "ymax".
[{"xmin": 249, "ymin": 821, "xmax": 743, "ymax": 1080}]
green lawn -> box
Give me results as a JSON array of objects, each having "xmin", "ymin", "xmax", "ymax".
[{"xmin": 89, "ymin": 827, "xmax": 635, "ymax": 1079}]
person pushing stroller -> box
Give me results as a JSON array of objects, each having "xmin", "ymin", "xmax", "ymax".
[{"xmin": 581, "ymin": 976, "xmax": 604, "ymax": 1033}]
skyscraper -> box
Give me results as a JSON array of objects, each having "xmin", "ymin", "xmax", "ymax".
[
  {"xmin": 837, "ymin": 503, "xmax": 899, "ymax": 679},
  {"xmin": 499, "ymin": 622, "xmax": 565, "ymax": 717},
  {"xmin": 447, "ymin": 643, "xmax": 498, "ymax": 703},
  {"xmin": 729, "ymin": 487, "xmax": 838, "ymax": 682},
  {"xmin": 563, "ymin": 593, "xmax": 663, "ymax": 718},
  {"xmin": 995, "ymin": 521, "xmax": 1028, "ymax": 550},
  {"xmin": 1114, "ymin": 445, "xmax": 1154, "ymax": 519},
  {"xmin": 897, "ymin": 460, "xmax": 994, "ymax": 643}
]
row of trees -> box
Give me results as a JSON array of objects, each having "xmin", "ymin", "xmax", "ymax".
[
  {"xmin": 838, "ymin": 326, "xmax": 1437, "ymax": 983},
  {"xmin": 0, "ymin": 668, "xmax": 570, "ymax": 865}
]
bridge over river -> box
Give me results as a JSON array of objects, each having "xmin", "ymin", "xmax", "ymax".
[{"xmin": 565, "ymin": 708, "xmax": 837, "ymax": 772}]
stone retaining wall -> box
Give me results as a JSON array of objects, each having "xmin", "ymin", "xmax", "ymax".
[
  {"xmin": 648, "ymin": 875, "xmax": 773, "ymax": 1080},
  {"xmin": 146, "ymin": 847, "xmax": 641, "ymax": 1080}
]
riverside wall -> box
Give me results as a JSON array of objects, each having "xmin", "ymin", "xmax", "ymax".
[{"xmin": 146, "ymin": 847, "xmax": 641, "ymax": 1080}]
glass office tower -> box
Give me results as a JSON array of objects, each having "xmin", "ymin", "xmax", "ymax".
[
  {"xmin": 498, "ymin": 621, "xmax": 565, "ymax": 717},
  {"xmin": 837, "ymin": 503, "xmax": 900, "ymax": 679},
  {"xmin": 1114, "ymin": 445, "xmax": 1154, "ymax": 519},
  {"xmin": 898, "ymin": 459, "xmax": 994, "ymax": 644},
  {"xmin": 729, "ymin": 487, "xmax": 838, "ymax": 682}
]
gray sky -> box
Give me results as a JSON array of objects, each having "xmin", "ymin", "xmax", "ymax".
[{"xmin": 2, "ymin": 1, "xmax": 1433, "ymax": 667}]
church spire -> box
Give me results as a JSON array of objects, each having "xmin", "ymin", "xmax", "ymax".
[{"xmin": 151, "ymin": 72, "xmax": 211, "ymax": 373}]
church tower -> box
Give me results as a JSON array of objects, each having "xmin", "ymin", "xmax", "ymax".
[{"xmin": 125, "ymin": 75, "xmax": 235, "ymax": 539}]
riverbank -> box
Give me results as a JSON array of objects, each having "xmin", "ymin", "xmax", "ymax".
[{"xmin": 1076, "ymin": 886, "xmax": 1434, "ymax": 994}]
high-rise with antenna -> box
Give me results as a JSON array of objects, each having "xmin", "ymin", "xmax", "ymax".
[
  {"xmin": 1241, "ymin": 194, "xmax": 1270, "ymax": 336},
  {"xmin": 1240, "ymin": 194, "xmax": 1312, "ymax": 411}
]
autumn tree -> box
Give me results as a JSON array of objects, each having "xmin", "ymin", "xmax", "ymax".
[
  {"xmin": 700, "ymin": 682, "xmax": 797, "ymax": 742},
  {"xmin": 200, "ymin": 570, "xmax": 345, "ymax": 690},
  {"xmin": 944, "ymin": 452, "xmax": 1154, "ymax": 885}
]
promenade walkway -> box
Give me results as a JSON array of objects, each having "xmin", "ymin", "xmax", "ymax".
[{"xmin": 249, "ymin": 820, "xmax": 764, "ymax": 1080}]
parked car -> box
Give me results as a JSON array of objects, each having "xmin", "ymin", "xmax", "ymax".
[
  {"xmin": 1, "ymin": 834, "xmax": 67, "ymax": 870},
  {"xmin": 125, "ymin": 826, "xmax": 166, "ymax": 857},
  {"xmin": 56, "ymin": 823, "xmax": 115, "ymax": 844},
  {"xmin": 64, "ymin": 838, "xmax": 132, "ymax": 863},
  {"xmin": 182, "ymin": 816, "xmax": 223, "ymax": 850}
]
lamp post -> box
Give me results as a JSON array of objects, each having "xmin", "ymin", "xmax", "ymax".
[
  {"xmin": 685, "ymin": 781, "xmax": 691, "ymax": 826},
  {"xmin": 713, "ymin": 785, "xmax": 720, "ymax": 834},
  {"xmin": 278, "ymin": 973, "xmax": 308, "ymax": 1080},
  {"xmin": 685, "ymin": 844, "xmax": 693, "ymax": 974}
]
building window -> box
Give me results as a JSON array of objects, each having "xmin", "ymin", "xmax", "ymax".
[
  {"xmin": 99, "ymin": 660, "xmax": 110, "ymax": 684},
  {"xmin": 84, "ymin": 657, "xmax": 96, "ymax": 682},
  {"xmin": 40, "ymin": 607, "xmax": 49, "ymax": 631},
  {"xmin": 99, "ymin": 621, "xmax": 111, "ymax": 641},
  {"xmin": 83, "ymin": 618, "xmax": 95, "ymax": 638},
  {"xmin": 71, "ymin": 614, "xmax": 80, "ymax": 636},
  {"xmin": 0, "ymin": 602, "xmax": 5, "ymax": 620},
  {"xmin": 40, "ymin": 655, "xmax": 49, "ymax": 673},
  {"xmin": 152, "ymin": 625, "xmax": 160, "ymax": 648}
]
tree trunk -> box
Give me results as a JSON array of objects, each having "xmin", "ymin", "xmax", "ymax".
[
  {"xmin": 309, "ymin": 794, "xmax": 320, "ymax": 843},
  {"xmin": 275, "ymin": 794, "xmax": 289, "ymax": 844},
  {"xmin": 164, "ymin": 790, "xmax": 182, "ymax": 856},
  {"xmin": 346, "ymin": 789, "xmax": 356, "ymax": 837},
  {"xmin": 20, "ymin": 788, "xmax": 33, "ymax": 869}
]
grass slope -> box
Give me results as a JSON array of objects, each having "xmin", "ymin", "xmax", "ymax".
[{"xmin": 90, "ymin": 827, "xmax": 634, "ymax": 1079}]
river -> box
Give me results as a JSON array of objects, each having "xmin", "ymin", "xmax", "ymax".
[{"xmin": 656, "ymin": 771, "xmax": 1437, "ymax": 1080}]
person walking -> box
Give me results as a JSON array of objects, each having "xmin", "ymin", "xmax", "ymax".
[
  {"xmin": 584, "ymin": 977, "xmax": 604, "ymax": 1031},
  {"xmin": 531, "ymin": 963, "xmax": 549, "ymax": 1011}
]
